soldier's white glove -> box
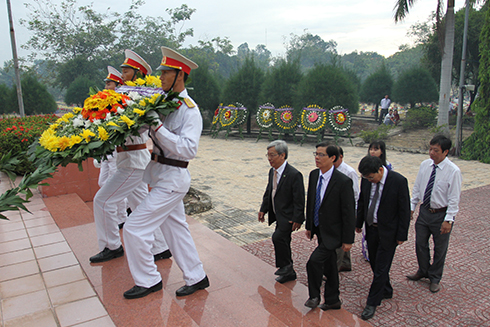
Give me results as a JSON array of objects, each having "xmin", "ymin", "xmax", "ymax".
[
  {"xmin": 146, "ymin": 110, "xmax": 163, "ymax": 130},
  {"xmin": 93, "ymin": 159, "xmax": 101, "ymax": 168}
]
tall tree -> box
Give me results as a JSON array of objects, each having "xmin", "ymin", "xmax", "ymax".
[
  {"xmin": 394, "ymin": 0, "xmax": 456, "ymax": 129},
  {"xmin": 296, "ymin": 63, "xmax": 359, "ymax": 114},
  {"xmin": 462, "ymin": 5, "xmax": 490, "ymax": 163},
  {"xmin": 259, "ymin": 58, "xmax": 303, "ymax": 107},
  {"xmin": 284, "ymin": 31, "xmax": 337, "ymax": 72},
  {"xmin": 11, "ymin": 74, "xmax": 57, "ymax": 114},
  {"xmin": 222, "ymin": 56, "xmax": 265, "ymax": 133},
  {"xmin": 392, "ymin": 67, "xmax": 439, "ymax": 108}
]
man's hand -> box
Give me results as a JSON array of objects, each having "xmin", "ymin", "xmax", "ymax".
[
  {"xmin": 397, "ymin": 240, "xmax": 404, "ymax": 245},
  {"xmin": 305, "ymin": 230, "xmax": 311, "ymax": 240},
  {"xmin": 147, "ymin": 110, "xmax": 162, "ymax": 129},
  {"xmin": 342, "ymin": 243, "xmax": 353, "ymax": 252},
  {"xmin": 440, "ymin": 221, "xmax": 453, "ymax": 234},
  {"xmin": 258, "ymin": 212, "xmax": 265, "ymax": 223},
  {"xmin": 355, "ymin": 227, "xmax": 362, "ymax": 233},
  {"xmin": 290, "ymin": 221, "xmax": 302, "ymax": 231}
]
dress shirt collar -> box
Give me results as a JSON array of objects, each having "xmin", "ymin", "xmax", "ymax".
[
  {"xmin": 275, "ymin": 160, "xmax": 287, "ymax": 176},
  {"xmin": 432, "ymin": 157, "xmax": 448, "ymax": 171}
]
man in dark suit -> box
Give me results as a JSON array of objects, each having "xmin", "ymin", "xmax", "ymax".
[
  {"xmin": 304, "ymin": 143, "xmax": 355, "ymax": 311},
  {"xmin": 356, "ymin": 156, "xmax": 410, "ymax": 320},
  {"xmin": 259, "ymin": 140, "xmax": 305, "ymax": 283}
]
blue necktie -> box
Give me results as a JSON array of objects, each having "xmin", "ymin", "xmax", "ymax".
[
  {"xmin": 314, "ymin": 176, "xmax": 323, "ymax": 227},
  {"xmin": 423, "ymin": 164, "xmax": 437, "ymax": 209}
]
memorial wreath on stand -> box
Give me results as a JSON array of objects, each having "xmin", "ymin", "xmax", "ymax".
[{"xmin": 300, "ymin": 104, "xmax": 328, "ymax": 145}]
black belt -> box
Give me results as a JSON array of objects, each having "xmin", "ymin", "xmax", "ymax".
[
  {"xmin": 427, "ymin": 207, "xmax": 447, "ymax": 214},
  {"xmin": 370, "ymin": 223, "xmax": 378, "ymax": 228},
  {"xmin": 151, "ymin": 152, "xmax": 188, "ymax": 168}
]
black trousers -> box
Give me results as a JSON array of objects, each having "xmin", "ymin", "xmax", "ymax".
[
  {"xmin": 365, "ymin": 225, "xmax": 397, "ymax": 306},
  {"xmin": 306, "ymin": 238, "xmax": 339, "ymax": 304},
  {"xmin": 272, "ymin": 224, "xmax": 293, "ymax": 268}
]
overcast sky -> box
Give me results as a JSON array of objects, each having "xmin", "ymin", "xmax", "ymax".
[{"xmin": 1, "ymin": 0, "xmax": 466, "ymax": 66}]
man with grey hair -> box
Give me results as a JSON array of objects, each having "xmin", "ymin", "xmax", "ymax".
[{"xmin": 259, "ymin": 140, "xmax": 305, "ymax": 283}]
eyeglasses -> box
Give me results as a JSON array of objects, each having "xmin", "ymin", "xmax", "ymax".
[
  {"xmin": 266, "ymin": 153, "xmax": 279, "ymax": 158},
  {"xmin": 312, "ymin": 152, "xmax": 327, "ymax": 157},
  {"xmin": 362, "ymin": 174, "xmax": 376, "ymax": 181}
]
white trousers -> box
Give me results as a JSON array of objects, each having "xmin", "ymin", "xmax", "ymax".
[
  {"xmin": 123, "ymin": 186, "xmax": 206, "ymax": 288},
  {"xmin": 98, "ymin": 160, "xmax": 127, "ymax": 225},
  {"xmin": 93, "ymin": 168, "xmax": 168, "ymax": 254}
]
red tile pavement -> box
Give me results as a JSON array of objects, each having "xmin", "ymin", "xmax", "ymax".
[{"xmin": 243, "ymin": 184, "xmax": 490, "ymax": 326}]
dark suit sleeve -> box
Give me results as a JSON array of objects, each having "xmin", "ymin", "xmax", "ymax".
[
  {"xmin": 260, "ymin": 168, "xmax": 272, "ymax": 214},
  {"xmin": 340, "ymin": 177, "xmax": 356, "ymax": 244},
  {"xmin": 305, "ymin": 170, "xmax": 317, "ymax": 232},
  {"xmin": 291, "ymin": 170, "xmax": 305, "ymax": 224},
  {"xmin": 396, "ymin": 175, "xmax": 411, "ymax": 242},
  {"xmin": 356, "ymin": 179, "xmax": 368, "ymax": 229}
]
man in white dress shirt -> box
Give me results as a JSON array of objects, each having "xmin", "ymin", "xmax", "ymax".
[
  {"xmin": 122, "ymin": 47, "xmax": 208, "ymax": 299},
  {"xmin": 407, "ymin": 134, "xmax": 462, "ymax": 293},
  {"xmin": 333, "ymin": 146, "xmax": 359, "ymax": 272}
]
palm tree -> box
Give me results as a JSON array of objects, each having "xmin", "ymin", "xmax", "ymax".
[{"xmin": 394, "ymin": 0, "xmax": 456, "ymax": 130}]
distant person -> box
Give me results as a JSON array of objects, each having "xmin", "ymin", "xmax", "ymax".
[
  {"xmin": 383, "ymin": 109, "xmax": 395, "ymax": 125},
  {"xmin": 407, "ymin": 134, "xmax": 462, "ymax": 293},
  {"xmin": 393, "ymin": 109, "xmax": 400, "ymax": 125},
  {"xmin": 104, "ymin": 66, "xmax": 123, "ymax": 90},
  {"xmin": 356, "ymin": 155, "xmax": 410, "ymax": 320},
  {"xmin": 379, "ymin": 95, "xmax": 391, "ymax": 124},
  {"xmin": 333, "ymin": 145, "xmax": 359, "ymax": 272},
  {"xmin": 259, "ymin": 140, "xmax": 305, "ymax": 284},
  {"xmin": 304, "ymin": 143, "xmax": 355, "ymax": 311}
]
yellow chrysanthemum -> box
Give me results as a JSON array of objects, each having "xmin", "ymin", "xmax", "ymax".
[
  {"xmin": 97, "ymin": 126, "xmax": 109, "ymax": 141},
  {"xmin": 107, "ymin": 121, "xmax": 119, "ymax": 127},
  {"xmin": 120, "ymin": 115, "xmax": 135, "ymax": 128},
  {"xmin": 49, "ymin": 123, "xmax": 60, "ymax": 131},
  {"xmin": 148, "ymin": 94, "xmax": 160, "ymax": 105},
  {"xmin": 145, "ymin": 75, "xmax": 162, "ymax": 87},
  {"xmin": 80, "ymin": 129, "xmax": 96, "ymax": 142},
  {"xmin": 139, "ymin": 99, "xmax": 147, "ymax": 106},
  {"xmin": 135, "ymin": 78, "xmax": 146, "ymax": 86},
  {"xmin": 69, "ymin": 135, "xmax": 83, "ymax": 146},
  {"xmin": 58, "ymin": 136, "xmax": 71, "ymax": 151},
  {"xmin": 125, "ymin": 81, "xmax": 136, "ymax": 86},
  {"xmin": 133, "ymin": 108, "xmax": 146, "ymax": 116},
  {"xmin": 60, "ymin": 112, "xmax": 74, "ymax": 123},
  {"xmin": 73, "ymin": 107, "xmax": 82, "ymax": 113}
]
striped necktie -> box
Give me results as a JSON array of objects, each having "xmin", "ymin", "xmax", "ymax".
[
  {"xmin": 423, "ymin": 164, "xmax": 437, "ymax": 208},
  {"xmin": 313, "ymin": 176, "xmax": 323, "ymax": 227},
  {"xmin": 366, "ymin": 182, "xmax": 380, "ymax": 226}
]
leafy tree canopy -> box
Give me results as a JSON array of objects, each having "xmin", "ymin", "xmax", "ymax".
[
  {"xmin": 392, "ymin": 66, "xmax": 438, "ymax": 108},
  {"xmin": 360, "ymin": 64, "xmax": 393, "ymax": 104},
  {"xmin": 259, "ymin": 58, "xmax": 303, "ymax": 107}
]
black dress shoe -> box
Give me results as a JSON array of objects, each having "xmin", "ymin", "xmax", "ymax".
[
  {"xmin": 124, "ymin": 280, "xmax": 163, "ymax": 299},
  {"xmin": 338, "ymin": 266, "xmax": 352, "ymax": 272},
  {"xmin": 89, "ymin": 246, "xmax": 124, "ymax": 263},
  {"xmin": 304, "ymin": 297, "xmax": 320, "ymax": 308},
  {"xmin": 361, "ymin": 305, "xmax": 376, "ymax": 320},
  {"xmin": 406, "ymin": 272, "xmax": 425, "ymax": 281},
  {"xmin": 319, "ymin": 300, "xmax": 341, "ymax": 311},
  {"xmin": 275, "ymin": 272, "xmax": 296, "ymax": 284},
  {"xmin": 154, "ymin": 250, "xmax": 172, "ymax": 261},
  {"xmin": 176, "ymin": 276, "xmax": 209, "ymax": 296},
  {"xmin": 274, "ymin": 264, "xmax": 293, "ymax": 276},
  {"xmin": 383, "ymin": 293, "xmax": 393, "ymax": 299}
]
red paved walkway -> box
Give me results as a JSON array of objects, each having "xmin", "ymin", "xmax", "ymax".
[{"xmin": 243, "ymin": 184, "xmax": 490, "ymax": 326}]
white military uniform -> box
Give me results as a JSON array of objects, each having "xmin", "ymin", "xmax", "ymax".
[
  {"xmin": 93, "ymin": 132, "xmax": 168, "ymax": 254},
  {"xmin": 123, "ymin": 89, "xmax": 206, "ymax": 288},
  {"xmin": 96, "ymin": 150, "xmax": 127, "ymax": 226}
]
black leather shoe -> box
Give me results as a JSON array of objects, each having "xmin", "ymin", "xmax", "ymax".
[
  {"xmin": 124, "ymin": 280, "xmax": 163, "ymax": 299},
  {"xmin": 154, "ymin": 250, "xmax": 172, "ymax": 261},
  {"xmin": 274, "ymin": 264, "xmax": 293, "ymax": 276},
  {"xmin": 275, "ymin": 272, "xmax": 296, "ymax": 284},
  {"xmin": 361, "ymin": 305, "xmax": 376, "ymax": 320},
  {"xmin": 176, "ymin": 276, "xmax": 209, "ymax": 296},
  {"xmin": 319, "ymin": 300, "xmax": 341, "ymax": 311},
  {"xmin": 430, "ymin": 282, "xmax": 441, "ymax": 293},
  {"xmin": 304, "ymin": 297, "xmax": 320, "ymax": 308},
  {"xmin": 338, "ymin": 266, "xmax": 352, "ymax": 272},
  {"xmin": 89, "ymin": 246, "xmax": 124, "ymax": 263},
  {"xmin": 383, "ymin": 293, "xmax": 393, "ymax": 299},
  {"xmin": 406, "ymin": 272, "xmax": 425, "ymax": 281}
]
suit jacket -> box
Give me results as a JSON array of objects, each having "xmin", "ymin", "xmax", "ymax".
[
  {"xmin": 356, "ymin": 169, "xmax": 410, "ymax": 246},
  {"xmin": 260, "ymin": 163, "xmax": 305, "ymax": 230},
  {"xmin": 305, "ymin": 168, "xmax": 356, "ymax": 250}
]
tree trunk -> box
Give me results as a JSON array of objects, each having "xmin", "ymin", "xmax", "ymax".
[{"xmin": 437, "ymin": 0, "xmax": 456, "ymax": 132}]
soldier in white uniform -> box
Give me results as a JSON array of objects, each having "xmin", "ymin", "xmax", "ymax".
[
  {"xmin": 123, "ymin": 47, "xmax": 208, "ymax": 299},
  {"xmin": 90, "ymin": 51, "xmax": 171, "ymax": 263}
]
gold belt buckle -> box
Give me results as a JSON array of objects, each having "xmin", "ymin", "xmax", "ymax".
[{"xmin": 428, "ymin": 208, "xmax": 436, "ymax": 213}]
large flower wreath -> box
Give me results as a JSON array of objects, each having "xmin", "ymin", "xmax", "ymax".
[
  {"xmin": 327, "ymin": 106, "xmax": 352, "ymax": 134},
  {"xmin": 219, "ymin": 104, "xmax": 238, "ymax": 128},
  {"xmin": 210, "ymin": 105, "xmax": 222, "ymax": 137},
  {"xmin": 31, "ymin": 83, "xmax": 182, "ymax": 168},
  {"xmin": 274, "ymin": 106, "xmax": 297, "ymax": 132},
  {"xmin": 300, "ymin": 105, "xmax": 327, "ymax": 133},
  {"xmin": 256, "ymin": 103, "xmax": 275, "ymax": 141}
]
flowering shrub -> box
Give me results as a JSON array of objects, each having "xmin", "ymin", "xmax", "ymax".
[{"xmin": 0, "ymin": 114, "xmax": 58, "ymax": 175}]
